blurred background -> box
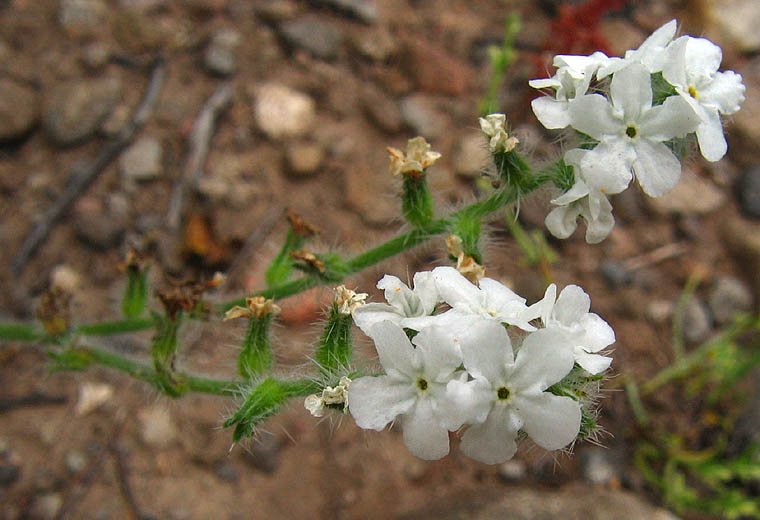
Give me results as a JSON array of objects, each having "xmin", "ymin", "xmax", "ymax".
[{"xmin": 1, "ymin": 0, "xmax": 759, "ymax": 518}]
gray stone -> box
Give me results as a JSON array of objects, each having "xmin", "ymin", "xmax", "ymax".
[
  {"xmin": 361, "ymin": 87, "xmax": 402, "ymax": 133},
  {"xmin": 253, "ymin": 83, "xmax": 315, "ymax": 139},
  {"xmin": 738, "ymin": 166, "xmax": 760, "ymax": 220},
  {"xmin": 74, "ymin": 208, "xmax": 126, "ymax": 251},
  {"xmin": 204, "ymin": 28, "xmax": 241, "ymax": 76},
  {"xmin": 28, "ymin": 493, "xmax": 63, "ymax": 520},
  {"xmin": 708, "ymin": 276, "xmax": 754, "ymax": 325},
  {"xmin": 600, "ymin": 259, "xmax": 632, "ymax": 288},
  {"xmin": 683, "ymin": 297, "xmax": 713, "ymax": 344},
  {"xmin": 285, "ymin": 141, "xmax": 324, "ymax": 176},
  {"xmin": 645, "ymin": 167, "xmax": 725, "ymax": 216},
  {"xmin": 59, "ymin": 0, "xmax": 107, "ymax": 34},
  {"xmin": 65, "ymin": 450, "xmax": 88, "ymax": 474},
  {"xmin": 81, "ymin": 42, "xmax": 110, "ymax": 69},
  {"xmin": 119, "ymin": 136, "xmax": 163, "ymax": 183},
  {"xmin": 279, "ymin": 17, "xmax": 343, "ymax": 60},
  {"xmin": 497, "ymin": 459, "xmax": 526, "ymax": 482},
  {"xmin": 311, "ymin": 0, "xmax": 378, "ymax": 23},
  {"xmin": 0, "ymin": 79, "xmax": 39, "ymax": 141},
  {"xmin": 581, "ymin": 448, "xmax": 620, "ymax": 485},
  {"xmin": 399, "ymin": 94, "xmax": 447, "ymax": 139},
  {"xmin": 351, "ymin": 28, "xmax": 397, "ymax": 61},
  {"xmin": 44, "ymin": 77, "xmax": 121, "ymax": 145},
  {"xmin": 453, "ymin": 132, "xmax": 490, "ymax": 179},
  {"xmin": 215, "ymin": 462, "xmax": 238, "ymax": 482}
]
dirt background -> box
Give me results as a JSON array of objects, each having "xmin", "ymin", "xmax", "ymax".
[{"xmin": 1, "ymin": 0, "xmax": 760, "ymax": 518}]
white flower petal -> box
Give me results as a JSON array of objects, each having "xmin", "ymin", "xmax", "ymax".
[
  {"xmin": 432, "ymin": 266, "xmax": 482, "ymax": 309},
  {"xmin": 531, "ymin": 97, "xmax": 572, "ymax": 129},
  {"xmin": 460, "ymin": 406, "xmax": 519, "ymax": 464},
  {"xmin": 628, "ymin": 19, "xmax": 677, "ymax": 73},
  {"xmin": 695, "ymin": 107, "xmax": 727, "ymax": 162},
  {"xmin": 458, "ymin": 320, "xmax": 513, "ymax": 382},
  {"xmin": 610, "ymin": 63, "xmax": 653, "ymax": 121},
  {"xmin": 479, "ymin": 278, "xmax": 529, "ymax": 324},
  {"xmin": 377, "ymin": 275, "xmax": 419, "ymax": 317},
  {"xmin": 513, "ymin": 392, "xmax": 581, "ymax": 450},
  {"xmin": 551, "ymin": 180, "xmax": 590, "ymax": 205},
  {"xmin": 554, "ymin": 285, "xmax": 591, "ymax": 324},
  {"xmin": 412, "ymin": 270, "xmax": 439, "ymax": 315},
  {"xmin": 402, "ymin": 398, "xmax": 451, "ymax": 460},
  {"xmin": 662, "ymin": 36, "xmax": 689, "ymax": 88},
  {"xmin": 412, "ymin": 325, "xmax": 464, "ymax": 383},
  {"xmin": 579, "ymin": 313, "xmax": 616, "ymax": 352},
  {"xmin": 446, "ymin": 377, "xmax": 494, "ymax": 427},
  {"xmin": 545, "ymin": 205, "xmax": 580, "ymax": 239},
  {"xmin": 699, "ymin": 70, "xmax": 745, "ymax": 115},
  {"xmin": 640, "ymin": 94, "xmax": 700, "ymax": 141},
  {"xmin": 352, "ymin": 303, "xmax": 402, "ymax": 335},
  {"xmin": 511, "ymin": 328, "xmax": 575, "ymax": 392},
  {"xmin": 569, "ymin": 94, "xmax": 621, "ymax": 139},
  {"xmin": 579, "ymin": 140, "xmax": 634, "ymax": 194},
  {"xmin": 574, "ymin": 350, "xmax": 613, "ymax": 375},
  {"xmin": 368, "ymin": 321, "xmax": 418, "ymax": 377},
  {"xmin": 400, "ymin": 308, "xmax": 468, "ymax": 334},
  {"xmin": 684, "ymin": 37, "xmax": 722, "ymax": 86},
  {"xmin": 534, "ymin": 283, "xmax": 557, "ymax": 326},
  {"xmin": 583, "ymin": 199, "xmax": 615, "ymax": 244},
  {"xmin": 348, "ymin": 376, "xmax": 416, "ymax": 430},
  {"xmin": 529, "ymin": 77, "xmax": 562, "ymax": 90},
  {"xmin": 632, "ymin": 139, "xmax": 682, "ymax": 197}
]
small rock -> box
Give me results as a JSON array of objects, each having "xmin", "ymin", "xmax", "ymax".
[
  {"xmin": 28, "ymin": 493, "xmax": 63, "ymax": 520},
  {"xmin": 65, "ymin": 451, "xmax": 88, "ymax": 474},
  {"xmin": 599, "ymin": 259, "xmax": 632, "ymax": 288},
  {"xmin": 0, "ymin": 79, "xmax": 39, "ymax": 142},
  {"xmin": 722, "ymin": 215, "xmax": 760, "ymax": 298},
  {"xmin": 708, "ymin": 276, "xmax": 754, "ymax": 325},
  {"xmin": 361, "ymin": 87, "xmax": 402, "ymax": 133},
  {"xmin": 454, "ymin": 132, "xmax": 490, "ymax": 179},
  {"xmin": 401, "ymin": 458, "xmax": 426, "ymax": 481},
  {"xmin": 216, "ymin": 462, "xmax": 238, "ymax": 482},
  {"xmin": 285, "ymin": 141, "xmax": 324, "ymax": 176},
  {"xmin": 81, "ymin": 42, "xmax": 110, "ymax": 69},
  {"xmin": 0, "ymin": 464, "xmax": 21, "ymax": 488},
  {"xmin": 75, "ymin": 382, "xmax": 114, "ymax": 416},
  {"xmin": 737, "ymin": 166, "xmax": 760, "ymax": 220},
  {"xmin": 242, "ymin": 431, "xmax": 280, "ymax": 473},
  {"xmin": 311, "ymin": 0, "xmax": 377, "ymax": 23},
  {"xmin": 50, "ymin": 264, "xmax": 82, "ymax": 292},
  {"xmin": 645, "ymin": 167, "xmax": 725, "ymax": 216},
  {"xmin": 581, "ymin": 448, "xmax": 619, "ymax": 486},
  {"xmin": 497, "ymin": 459, "xmax": 526, "ymax": 482},
  {"xmin": 137, "ymin": 405, "xmax": 178, "ymax": 448},
  {"xmin": 351, "ymin": 27, "xmax": 397, "ymax": 61},
  {"xmin": 44, "ymin": 77, "xmax": 121, "ymax": 145},
  {"xmin": 683, "ymin": 297, "xmax": 713, "ymax": 344},
  {"xmin": 119, "ymin": 136, "xmax": 163, "ymax": 183},
  {"xmin": 708, "ymin": 0, "xmax": 760, "ymax": 52},
  {"xmin": 254, "ymin": 1, "xmax": 299, "ymax": 22},
  {"xmin": 100, "ymin": 104, "xmax": 131, "ymax": 136},
  {"xmin": 399, "ymin": 94, "xmax": 447, "ymax": 139},
  {"xmin": 279, "ymin": 17, "xmax": 343, "ymax": 60},
  {"xmin": 204, "ymin": 28, "xmax": 241, "ymax": 76},
  {"xmin": 253, "ymin": 83, "xmax": 315, "ymax": 139},
  {"xmin": 402, "ymin": 37, "xmax": 473, "ymax": 96},
  {"xmin": 646, "ymin": 299, "xmax": 673, "ymax": 324},
  {"xmin": 59, "ymin": 0, "xmax": 107, "ymax": 34},
  {"xmin": 74, "ymin": 208, "xmax": 126, "ymax": 250}
]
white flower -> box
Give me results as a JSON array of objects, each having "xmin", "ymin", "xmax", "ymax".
[
  {"xmin": 530, "ymin": 51, "xmax": 610, "ymax": 129},
  {"xmin": 545, "ymin": 179, "xmax": 615, "ymax": 244},
  {"xmin": 597, "ymin": 19, "xmax": 677, "ymax": 78},
  {"xmin": 431, "ymin": 266, "xmax": 540, "ymax": 332},
  {"xmin": 387, "ymin": 136, "xmax": 441, "ymax": 177},
  {"xmin": 446, "ymin": 320, "xmax": 581, "ymax": 464},
  {"xmin": 305, "ymin": 376, "xmax": 353, "ymax": 417},
  {"xmin": 333, "ymin": 285, "xmax": 367, "ymax": 315},
  {"xmin": 569, "ymin": 63, "xmax": 700, "ymax": 197},
  {"xmin": 662, "ymin": 35, "xmax": 746, "ymax": 162},
  {"xmin": 348, "ymin": 322, "xmax": 464, "ymax": 460},
  {"xmin": 479, "ymin": 113, "xmax": 519, "ymax": 153},
  {"xmin": 352, "ymin": 272, "xmax": 439, "ymax": 335},
  {"xmin": 534, "ymin": 284, "xmax": 615, "ymax": 375}
]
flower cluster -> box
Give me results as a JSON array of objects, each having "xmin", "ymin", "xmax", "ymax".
[
  {"xmin": 530, "ymin": 19, "xmax": 745, "ymax": 243},
  {"xmin": 347, "ymin": 267, "xmax": 614, "ymax": 463}
]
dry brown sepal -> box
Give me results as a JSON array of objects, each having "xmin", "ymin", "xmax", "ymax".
[
  {"xmin": 290, "ymin": 249, "xmax": 326, "ymax": 273},
  {"xmin": 286, "ymin": 209, "xmax": 320, "ymax": 237},
  {"xmin": 157, "ymin": 273, "xmax": 224, "ymax": 319},
  {"xmin": 223, "ymin": 296, "xmax": 281, "ymax": 321},
  {"xmin": 333, "ymin": 285, "xmax": 367, "ymax": 315},
  {"xmin": 37, "ymin": 286, "xmax": 72, "ymax": 336},
  {"xmin": 387, "ymin": 136, "xmax": 441, "ymax": 177},
  {"xmin": 445, "ymin": 234, "xmax": 485, "ymax": 283}
]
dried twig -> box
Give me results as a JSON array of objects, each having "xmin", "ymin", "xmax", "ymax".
[
  {"xmin": 622, "ymin": 242, "xmax": 689, "ymax": 272},
  {"xmin": 112, "ymin": 444, "xmax": 144, "ymax": 520},
  {"xmin": 12, "ymin": 58, "xmax": 167, "ymax": 276},
  {"xmin": 166, "ymin": 83, "xmax": 233, "ymax": 233},
  {"xmin": 221, "ymin": 207, "xmax": 284, "ymax": 290},
  {"xmin": 0, "ymin": 391, "xmax": 67, "ymax": 412}
]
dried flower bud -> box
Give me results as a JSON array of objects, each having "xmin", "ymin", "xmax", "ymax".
[
  {"xmin": 290, "ymin": 249, "xmax": 326, "ymax": 273},
  {"xmin": 445, "ymin": 235, "xmax": 464, "ymax": 258},
  {"xmin": 333, "ymin": 285, "xmax": 367, "ymax": 315},
  {"xmin": 456, "ymin": 254, "xmax": 486, "ymax": 284},
  {"xmin": 304, "ymin": 376, "xmax": 352, "ymax": 417},
  {"xmin": 286, "ymin": 209, "xmax": 320, "ymax": 237},
  {"xmin": 37, "ymin": 287, "xmax": 71, "ymax": 337},
  {"xmin": 224, "ymin": 296, "xmax": 281, "ymax": 321},
  {"xmin": 479, "ymin": 113, "xmax": 519, "ymax": 153},
  {"xmin": 387, "ymin": 136, "xmax": 441, "ymax": 177}
]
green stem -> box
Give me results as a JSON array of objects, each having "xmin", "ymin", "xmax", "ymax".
[
  {"xmin": 76, "ymin": 316, "xmax": 159, "ymax": 336},
  {"xmin": 0, "ymin": 323, "xmax": 47, "ymax": 342}
]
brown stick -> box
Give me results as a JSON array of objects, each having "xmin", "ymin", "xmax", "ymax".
[
  {"xmin": 166, "ymin": 83, "xmax": 233, "ymax": 233},
  {"xmin": 12, "ymin": 58, "xmax": 167, "ymax": 276}
]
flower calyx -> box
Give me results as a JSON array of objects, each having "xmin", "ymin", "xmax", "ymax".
[{"xmin": 224, "ymin": 296, "xmax": 281, "ymax": 321}]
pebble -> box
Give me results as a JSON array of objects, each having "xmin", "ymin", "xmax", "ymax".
[
  {"xmin": 646, "ymin": 299, "xmax": 673, "ymax": 324},
  {"xmin": 65, "ymin": 450, "xmax": 88, "ymax": 474},
  {"xmin": 708, "ymin": 276, "xmax": 754, "ymax": 325},
  {"xmin": 737, "ymin": 166, "xmax": 760, "ymax": 220},
  {"xmin": 137, "ymin": 405, "xmax": 178, "ymax": 448},
  {"xmin": 399, "ymin": 94, "xmax": 447, "ymax": 139},
  {"xmin": 204, "ymin": 28, "xmax": 241, "ymax": 76},
  {"xmin": 285, "ymin": 141, "xmax": 324, "ymax": 176},
  {"xmin": 0, "ymin": 79, "xmax": 40, "ymax": 142},
  {"xmin": 311, "ymin": 0, "xmax": 378, "ymax": 23},
  {"xmin": 216, "ymin": 462, "xmax": 238, "ymax": 482},
  {"xmin": 683, "ymin": 297, "xmax": 713, "ymax": 344},
  {"xmin": 401, "ymin": 458, "xmax": 426, "ymax": 482},
  {"xmin": 581, "ymin": 448, "xmax": 619, "ymax": 486},
  {"xmin": 74, "ymin": 208, "xmax": 126, "ymax": 250},
  {"xmin": 497, "ymin": 459, "xmax": 526, "ymax": 482},
  {"xmin": 59, "ymin": 0, "xmax": 107, "ymax": 34},
  {"xmin": 253, "ymin": 83, "xmax": 316, "ymax": 139},
  {"xmin": 119, "ymin": 136, "xmax": 163, "ymax": 183},
  {"xmin": 279, "ymin": 17, "xmax": 343, "ymax": 60},
  {"xmin": 254, "ymin": 1, "xmax": 299, "ymax": 22},
  {"xmin": 454, "ymin": 132, "xmax": 490, "ymax": 179},
  {"xmin": 360, "ymin": 87, "xmax": 402, "ymax": 133},
  {"xmin": 0, "ymin": 464, "xmax": 20, "ymax": 488},
  {"xmin": 75, "ymin": 382, "xmax": 114, "ymax": 416},
  {"xmin": 599, "ymin": 259, "xmax": 632, "ymax": 289},
  {"xmin": 50, "ymin": 264, "xmax": 82, "ymax": 292},
  {"xmin": 402, "ymin": 37, "xmax": 472, "ymax": 96},
  {"xmin": 29, "ymin": 493, "xmax": 63, "ymax": 520},
  {"xmin": 81, "ymin": 42, "xmax": 110, "ymax": 69},
  {"xmin": 645, "ymin": 167, "xmax": 725, "ymax": 216},
  {"xmin": 43, "ymin": 77, "xmax": 121, "ymax": 145},
  {"xmin": 351, "ymin": 28, "xmax": 397, "ymax": 61}
]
